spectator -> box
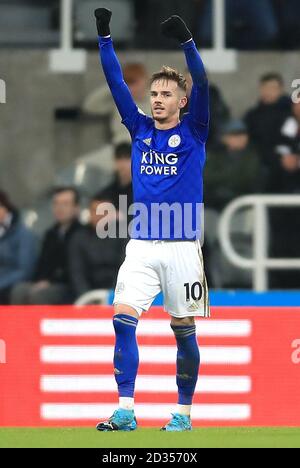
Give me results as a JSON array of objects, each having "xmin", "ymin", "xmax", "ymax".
[
  {"xmin": 11, "ymin": 187, "xmax": 81, "ymax": 305},
  {"xmin": 185, "ymin": 70, "xmax": 231, "ymax": 148},
  {"xmin": 0, "ymin": 190, "xmax": 37, "ymax": 304},
  {"xmin": 267, "ymin": 140, "xmax": 300, "ymax": 289},
  {"xmin": 204, "ymin": 121, "xmax": 262, "ymax": 289},
  {"xmin": 205, "ymin": 120, "xmax": 262, "ymax": 211},
  {"xmin": 227, "ymin": 0, "xmax": 278, "ymax": 49},
  {"xmin": 134, "ymin": 0, "xmax": 199, "ymax": 49},
  {"xmin": 199, "ymin": 0, "xmax": 278, "ymax": 49},
  {"xmin": 83, "ymin": 62, "xmax": 150, "ymax": 145},
  {"xmin": 245, "ymin": 73, "xmax": 291, "ymax": 170},
  {"xmin": 69, "ymin": 194, "xmax": 126, "ymax": 300},
  {"xmin": 275, "ymin": 0, "xmax": 300, "ymax": 49},
  {"xmin": 96, "ymin": 143, "xmax": 133, "ymax": 217}
]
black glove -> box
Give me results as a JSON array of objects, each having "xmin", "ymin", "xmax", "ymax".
[
  {"xmin": 94, "ymin": 8, "xmax": 112, "ymax": 36},
  {"xmin": 161, "ymin": 15, "xmax": 192, "ymax": 43}
]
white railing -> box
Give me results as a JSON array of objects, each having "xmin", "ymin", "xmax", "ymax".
[
  {"xmin": 49, "ymin": 0, "xmax": 236, "ymax": 73},
  {"xmin": 60, "ymin": 0, "xmax": 73, "ymax": 51},
  {"xmin": 49, "ymin": 0, "xmax": 86, "ymax": 73},
  {"xmin": 218, "ymin": 195, "xmax": 300, "ymax": 292},
  {"xmin": 201, "ymin": 0, "xmax": 237, "ymax": 72},
  {"xmin": 213, "ymin": 0, "xmax": 226, "ymax": 50},
  {"xmin": 75, "ymin": 290, "xmax": 110, "ymax": 306}
]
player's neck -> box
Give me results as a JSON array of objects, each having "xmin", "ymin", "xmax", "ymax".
[{"xmin": 154, "ymin": 117, "xmax": 180, "ymax": 131}]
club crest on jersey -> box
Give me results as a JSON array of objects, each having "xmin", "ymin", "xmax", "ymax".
[
  {"xmin": 168, "ymin": 134, "xmax": 181, "ymax": 148},
  {"xmin": 143, "ymin": 138, "xmax": 152, "ymax": 146}
]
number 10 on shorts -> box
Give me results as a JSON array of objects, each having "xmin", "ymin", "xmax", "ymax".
[{"xmin": 184, "ymin": 282, "xmax": 203, "ymax": 302}]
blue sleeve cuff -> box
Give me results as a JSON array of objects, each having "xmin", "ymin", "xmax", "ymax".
[
  {"xmin": 181, "ymin": 39, "xmax": 196, "ymax": 50},
  {"xmin": 98, "ymin": 35, "xmax": 112, "ymax": 44}
]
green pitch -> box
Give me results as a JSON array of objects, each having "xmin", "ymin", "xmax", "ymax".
[{"xmin": 1, "ymin": 427, "xmax": 300, "ymax": 448}]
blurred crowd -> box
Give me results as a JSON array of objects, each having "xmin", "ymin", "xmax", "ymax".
[
  {"xmin": 1, "ymin": 65, "xmax": 300, "ymax": 301},
  {"xmin": 3, "ymin": 1, "xmax": 300, "ymax": 50},
  {"xmin": 0, "ymin": 142, "xmax": 132, "ymax": 305},
  {"xmin": 134, "ymin": 0, "xmax": 300, "ymax": 50}
]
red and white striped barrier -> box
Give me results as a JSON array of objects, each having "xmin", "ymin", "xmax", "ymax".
[{"xmin": 0, "ymin": 306, "xmax": 300, "ymax": 426}]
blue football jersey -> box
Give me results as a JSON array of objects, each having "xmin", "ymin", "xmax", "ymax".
[
  {"xmin": 98, "ymin": 36, "xmax": 209, "ymax": 240},
  {"xmin": 124, "ymin": 112, "xmax": 208, "ymax": 240}
]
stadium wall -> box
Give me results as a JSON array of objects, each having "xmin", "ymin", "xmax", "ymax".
[
  {"xmin": 0, "ymin": 50, "xmax": 299, "ymax": 206},
  {"xmin": 1, "ymin": 303, "xmax": 300, "ymax": 427}
]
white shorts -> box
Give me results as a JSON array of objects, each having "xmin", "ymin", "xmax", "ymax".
[{"xmin": 113, "ymin": 239, "xmax": 210, "ymax": 319}]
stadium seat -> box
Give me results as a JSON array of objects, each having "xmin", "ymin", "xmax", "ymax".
[
  {"xmin": 74, "ymin": 0, "xmax": 134, "ymax": 45},
  {"xmin": 54, "ymin": 162, "xmax": 113, "ymax": 198},
  {"xmin": 75, "ymin": 289, "xmax": 110, "ymax": 305},
  {"xmin": 22, "ymin": 199, "xmax": 53, "ymax": 238},
  {"xmin": 0, "ymin": 3, "xmax": 59, "ymax": 46}
]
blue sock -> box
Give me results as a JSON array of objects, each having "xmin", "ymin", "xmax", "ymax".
[
  {"xmin": 171, "ymin": 325, "xmax": 200, "ymax": 406},
  {"xmin": 113, "ymin": 314, "xmax": 139, "ymax": 398}
]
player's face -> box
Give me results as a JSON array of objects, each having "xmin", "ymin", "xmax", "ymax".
[{"xmin": 150, "ymin": 80, "xmax": 187, "ymax": 123}]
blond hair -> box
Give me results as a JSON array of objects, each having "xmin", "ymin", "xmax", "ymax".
[{"xmin": 150, "ymin": 66, "xmax": 187, "ymax": 93}]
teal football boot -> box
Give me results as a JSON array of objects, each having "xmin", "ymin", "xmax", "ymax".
[
  {"xmin": 161, "ymin": 413, "xmax": 192, "ymax": 432},
  {"xmin": 96, "ymin": 408, "xmax": 137, "ymax": 432}
]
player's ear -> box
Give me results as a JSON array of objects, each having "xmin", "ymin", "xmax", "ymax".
[{"xmin": 179, "ymin": 96, "xmax": 188, "ymax": 109}]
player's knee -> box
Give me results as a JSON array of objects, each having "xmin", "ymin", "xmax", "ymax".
[
  {"xmin": 171, "ymin": 316, "xmax": 195, "ymax": 327},
  {"xmin": 114, "ymin": 304, "xmax": 139, "ymax": 320}
]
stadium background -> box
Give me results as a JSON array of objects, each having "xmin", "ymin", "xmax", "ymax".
[{"xmin": 1, "ymin": 0, "xmax": 300, "ymax": 447}]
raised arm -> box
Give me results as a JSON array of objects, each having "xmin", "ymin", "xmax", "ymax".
[
  {"xmin": 94, "ymin": 8, "xmax": 139, "ymax": 130},
  {"xmin": 161, "ymin": 16, "xmax": 209, "ymax": 128},
  {"xmin": 182, "ymin": 41, "xmax": 209, "ymax": 126}
]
